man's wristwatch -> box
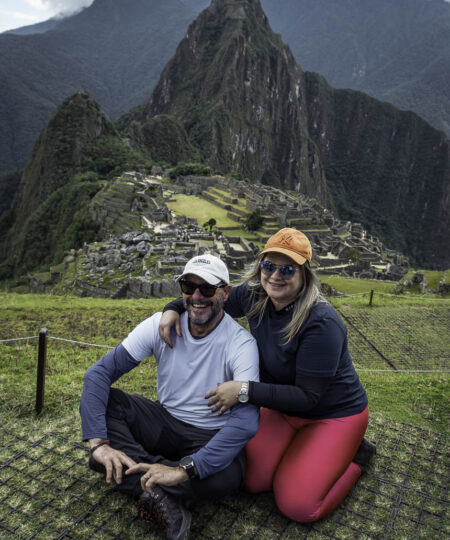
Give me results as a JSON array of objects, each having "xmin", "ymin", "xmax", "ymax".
[
  {"xmin": 237, "ymin": 381, "xmax": 250, "ymax": 403},
  {"xmin": 179, "ymin": 456, "xmax": 197, "ymax": 480}
]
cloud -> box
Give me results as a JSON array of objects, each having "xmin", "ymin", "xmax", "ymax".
[
  {"xmin": 4, "ymin": 10, "xmax": 41, "ymax": 22},
  {"xmin": 33, "ymin": 0, "xmax": 94, "ymax": 16}
]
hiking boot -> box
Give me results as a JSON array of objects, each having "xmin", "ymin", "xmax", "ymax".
[
  {"xmin": 138, "ymin": 486, "xmax": 191, "ymax": 540},
  {"xmin": 353, "ymin": 438, "xmax": 377, "ymax": 471}
]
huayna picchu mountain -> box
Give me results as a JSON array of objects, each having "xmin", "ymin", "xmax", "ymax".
[
  {"xmin": 125, "ymin": 0, "xmax": 328, "ymax": 203},
  {"xmin": 123, "ymin": 0, "xmax": 449, "ymax": 268},
  {"xmin": 0, "ymin": 92, "xmax": 149, "ymax": 279}
]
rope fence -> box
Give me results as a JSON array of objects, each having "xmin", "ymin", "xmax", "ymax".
[
  {"xmin": 1, "ymin": 333, "xmax": 448, "ymax": 373},
  {"xmin": 1, "ymin": 317, "xmax": 448, "ymax": 415},
  {"xmin": 357, "ymin": 369, "xmax": 450, "ymax": 373},
  {"xmin": 0, "ymin": 336, "xmax": 113, "ymax": 349},
  {"xmin": 0, "ymin": 336, "xmax": 39, "ymax": 342},
  {"xmin": 46, "ymin": 336, "xmax": 113, "ymax": 349}
]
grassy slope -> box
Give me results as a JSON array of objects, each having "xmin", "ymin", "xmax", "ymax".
[{"xmin": 0, "ymin": 292, "xmax": 448, "ymax": 434}]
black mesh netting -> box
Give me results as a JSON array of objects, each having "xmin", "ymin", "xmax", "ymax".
[
  {"xmin": 336, "ymin": 305, "xmax": 449, "ymax": 371},
  {"xmin": 0, "ymin": 414, "xmax": 448, "ymax": 539}
]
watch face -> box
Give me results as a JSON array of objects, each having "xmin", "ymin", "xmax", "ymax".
[
  {"xmin": 238, "ymin": 393, "xmax": 249, "ymax": 403},
  {"xmin": 180, "ymin": 456, "xmax": 193, "ymax": 468},
  {"xmin": 179, "ymin": 456, "xmax": 197, "ymax": 479}
]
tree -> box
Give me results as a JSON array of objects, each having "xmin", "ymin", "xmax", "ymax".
[
  {"xmin": 246, "ymin": 209, "xmax": 264, "ymax": 231},
  {"xmin": 203, "ymin": 218, "xmax": 216, "ymax": 231}
]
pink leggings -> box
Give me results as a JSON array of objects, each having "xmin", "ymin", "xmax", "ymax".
[{"xmin": 244, "ymin": 406, "xmax": 369, "ymax": 522}]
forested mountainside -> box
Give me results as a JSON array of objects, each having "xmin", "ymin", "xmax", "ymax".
[
  {"xmin": 0, "ymin": 0, "xmax": 196, "ymax": 173},
  {"xmin": 0, "ymin": 92, "xmax": 150, "ymax": 279},
  {"xmin": 1, "ymin": 0, "xmax": 448, "ymax": 174}
]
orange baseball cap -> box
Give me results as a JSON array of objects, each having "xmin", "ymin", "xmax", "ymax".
[{"xmin": 260, "ymin": 228, "xmax": 312, "ymax": 265}]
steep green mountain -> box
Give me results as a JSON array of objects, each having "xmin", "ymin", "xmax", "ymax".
[
  {"xmin": 123, "ymin": 0, "xmax": 449, "ymax": 268},
  {"xmin": 259, "ymin": 0, "xmax": 450, "ymax": 137},
  {"xmin": 126, "ymin": 0, "xmax": 328, "ymax": 201},
  {"xmin": 0, "ymin": 92, "xmax": 149, "ymax": 279},
  {"xmin": 0, "ymin": 0, "xmax": 196, "ymax": 173},
  {"xmin": 184, "ymin": 0, "xmax": 450, "ymax": 137},
  {"xmin": 305, "ymin": 74, "xmax": 450, "ymax": 268},
  {"xmin": 2, "ymin": 0, "xmax": 449, "ymax": 271}
]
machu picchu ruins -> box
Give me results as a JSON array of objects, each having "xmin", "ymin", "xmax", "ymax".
[{"xmin": 29, "ymin": 170, "xmax": 411, "ymax": 298}]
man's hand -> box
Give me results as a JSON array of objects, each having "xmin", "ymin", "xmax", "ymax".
[
  {"xmin": 126, "ymin": 463, "xmax": 189, "ymax": 493},
  {"xmin": 159, "ymin": 310, "xmax": 182, "ymax": 348},
  {"xmin": 205, "ymin": 381, "xmax": 241, "ymax": 414},
  {"xmin": 90, "ymin": 440, "xmax": 136, "ymax": 485}
]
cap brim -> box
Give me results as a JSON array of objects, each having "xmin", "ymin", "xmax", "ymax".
[
  {"xmin": 260, "ymin": 247, "xmax": 308, "ymax": 265},
  {"xmin": 176, "ymin": 270, "xmax": 223, "ymax": 285}
]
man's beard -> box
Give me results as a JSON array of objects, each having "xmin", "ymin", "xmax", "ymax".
[{"xmin": 183, "ymin": 298, "xmax": 222, "ymax": 325}]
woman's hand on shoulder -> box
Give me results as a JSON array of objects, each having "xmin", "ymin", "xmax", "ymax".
[
  {"xmin": 159, "ymin": 310, "xmax": 182, "ymax": 348},
  {"xmin": 205, "ymin": 381, "xmax": 242, "ymax": 414}
]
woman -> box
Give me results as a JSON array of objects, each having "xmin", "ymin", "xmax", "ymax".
[{"xmin": 160, "ymin": 228, "xmax": 375, "ymax": 522}]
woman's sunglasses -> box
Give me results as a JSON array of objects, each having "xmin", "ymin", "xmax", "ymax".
[
  {"xmin": 179, "ymin": 279, "xmax": 225, "ymax": 298},
  {"xmin": 260, "ymin": 261, "xmax": 300, "ymax": 280}
]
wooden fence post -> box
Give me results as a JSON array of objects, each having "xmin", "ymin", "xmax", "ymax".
[
  {"xmin": 36, "ymin": 328, "xmax": 47, "ymax": 414},
  {"xmin": 369, "ymin": 289, "xmax": 374, "ymax": 307}
]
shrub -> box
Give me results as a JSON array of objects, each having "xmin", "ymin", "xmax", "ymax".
[
  {"xmin": 169, "ymin": 163, "xmax": 212, "ymax": 179},
  {"xmin": 246, "ymin": 208, "xmax": 264, "ymax": 231}
]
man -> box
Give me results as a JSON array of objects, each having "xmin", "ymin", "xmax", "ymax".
[{"xmin": 80, "ymin": 254, "xmax": 260, "ymax": 540}]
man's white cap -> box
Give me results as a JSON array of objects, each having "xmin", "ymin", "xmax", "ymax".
[{"xmin": 176, "ymin": 254, "xmax": 229, "ymax": 285}]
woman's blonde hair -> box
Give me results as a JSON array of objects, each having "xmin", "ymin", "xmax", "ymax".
[{"xmin": 243, "ymin": 254, "xmax": 326, "ymax": 344}]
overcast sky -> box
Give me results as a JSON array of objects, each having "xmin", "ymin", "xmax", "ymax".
[{"xmin": 0, "ymin": 0, "xmax": 94, "ymax": 33}]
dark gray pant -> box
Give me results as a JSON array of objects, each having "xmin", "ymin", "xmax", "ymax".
[{"xmin": 89, "ymin": 388, "xmax": 244, "ymax": 503}]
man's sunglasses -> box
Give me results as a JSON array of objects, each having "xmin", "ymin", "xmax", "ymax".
[
  {"xmin": 179, "ymin": 279, "xmax": 225, "ymax": 298},
  {"xmin": 260, "ymin": 261, "xmax": 300, "ymax": 280}
]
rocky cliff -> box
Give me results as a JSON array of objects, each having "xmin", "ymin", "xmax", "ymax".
[
  {"xmin": 127, "ymin": 0, "xmax": 328, "ymax": 202},
  {"xmin": 305, "ymin": 73, "xmax": 450, "ymax": 268}
]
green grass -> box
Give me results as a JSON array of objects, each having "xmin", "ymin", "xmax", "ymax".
[
  {"xmin": 166, "ymin": 194, "xmax": 243, "ymax": 229},
  {"xmin": 400, "ymin": 269, "xmax": 447, "ymax": 293},
  {"xmin": 320, "ymin": 272, "xmax": 450, "ymax": 297},
  {"xmin": 0, "ymin": 293, "xmax": 171, "ymax": 354},
  {"xmin": 0, "ymin": 292, "xmax": 448, "ymax": 538},
  {"xmin": 318, "ymin": 274, "xmax": 397, "ymax": 295},
  {"xmin": 359, "ymin": 372, "xmax": 448, "ymax": 434},
  {"xmin": 422, "ymin": 270, "xmax": 445, "ymax": 290}
]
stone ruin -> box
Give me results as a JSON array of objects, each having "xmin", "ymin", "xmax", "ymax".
[
  {"xmin": 29, "ymin": 170, "xmax": 413, "ymax": 298},
  {"xmin": 172, "ymin": 174, "xmax": 409, "ymax": 282}
]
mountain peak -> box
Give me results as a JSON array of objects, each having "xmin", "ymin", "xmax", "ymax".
[
  {"xmin": 14, "ymin": 91, "xmax": 116, "ymax": 223},
  {"xmin": 135, "ymin": 0, "xmax": 325, "ymax": 198},
  {"xmin": 123, "ymin": 0, "xmax": 449, "ymax": 268},
  {"xmin": 207, "ymin": 0, "xmax": 267, "ymax": 19}
]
